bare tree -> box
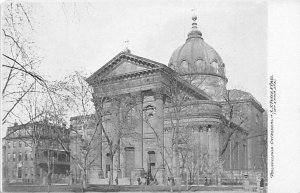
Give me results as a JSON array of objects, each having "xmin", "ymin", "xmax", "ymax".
[
  {"xmin": 52, "ymin": 71, "xmax": 99, "ymax": 190},
  {"xmin": 1, "ymin": 2, "xmax": 49, "ymax": 125},
  {"xmin": 53, "ymin": 71, "xmax": 138, "ymax": 188},
  {"xmin": 94, "ymin": 93, "xmax": 140, "ymax": 185}
]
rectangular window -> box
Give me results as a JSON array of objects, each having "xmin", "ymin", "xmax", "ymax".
[
  {"xmin": 19, "ymin": 141, "xmax": 22, "ymax": 147},
  {"xmin": 7, "ymin": 153, "xmax": 10, "ymax": 161},
  {"xmin": 18, "ymin": 167, "xmax": 22, "ymax": 178},
  {"xmin": 25, "ymin": 153, "xmax": 28, "ymax": 161},
  {"xmin": 19, "ymin": 152, "xmax": 22, "ymax": 161},
  {"xmin": 13, "ymin": 153, "xmax": 16, "ymax": 162},
  {"xmin": 7, "ymin": 142, "xmax": 10, "ymax": 148},
  {"xmin": 13, "ymin": 141, "xmax": 16, "ymax": 148}
]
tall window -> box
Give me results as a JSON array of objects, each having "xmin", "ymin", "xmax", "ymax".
[
  {"xmin": 7, "ymin": 153, "xmax": 10, "ymax": 161},
  {"xmin": 13, "ymin": 141, "xmax": 16, "ymax": 148},
  {"xmin": 24, "ymin": 152, "xmax": 28, "ymax": 161},
  {"xmin": 19, "ymin": 152, "xmax": 22, "ymax": 161},
  {"xmin": 19, "ymin": 140, "xmax": 22, "ymax": 147},
  {"xmin": 18, "ymin": 167, "xmax": 22, "ymax": 178},
  {"xmin": 13, "ymin": 153, "xmax": 16, "ymax": 162},
  {"xmin": 7, "ymin": 141, "xmax": 10, "ymax": 148},
  {"xmin": 24, "ymin": 167, "xmax": 27, "ymax": 177}
]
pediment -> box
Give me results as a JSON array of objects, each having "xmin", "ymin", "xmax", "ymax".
[
  {"xmin": 87, "ymin": 52, "xmax": 166, "ymax": 83},
  {"xmin": 105, "ymin": 61, "xmax": 149, "ymax": 77}
]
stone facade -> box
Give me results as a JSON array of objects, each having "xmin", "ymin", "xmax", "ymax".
[{"xmin": 70, "ymin": 17, "xmax": 266, "ymax": 185}]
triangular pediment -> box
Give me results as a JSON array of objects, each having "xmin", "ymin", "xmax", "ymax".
[
  {"xmin": 87, "ymin": 52, "xmax": 166, "ymax": 83},
  {"xmin": 105, "ymin": 61, "xmax": 149, "ymax": 77}
]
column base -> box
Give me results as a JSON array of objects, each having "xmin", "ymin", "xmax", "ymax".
[
  {"xmin": 98, "ymin": 169, "xmax": 104, "ymax": 179},
  {"xmin": 156, "ymin": 168, "xmax": 166, "ymax": 185},
  {"xmin": 88, "ymin": 169, "xmax": 104, "ymax": 184}
]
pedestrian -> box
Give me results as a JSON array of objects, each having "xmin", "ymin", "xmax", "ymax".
[
  {"xmin": 154, "ymin": 178, "xmax": 158, "ymax": 185},
  {"xmin": 115, "ymin": 176, "xmax": 118, "ymax": 185},
  {"xmin": 204, "ymin": 177, "xmax": 209, "ymax": 186},
  {"xmin": 260, "ymin": 177, "xmax": 265, "ymax": 193},
  {"xmin": 137, "ymin": 177, "xmax": 142, "ymax": 185}
]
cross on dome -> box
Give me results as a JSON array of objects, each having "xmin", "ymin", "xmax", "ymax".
[{"xmin": 123, "ymin": 39, "xmax": 131, "ymax": 53}]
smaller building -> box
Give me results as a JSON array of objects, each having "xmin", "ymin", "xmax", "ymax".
[
  {"xmin": 69, "ymin": 115, "xmax": 102, "ymax": 185},
  {"xmin": 2, "ymin": 121, "xmax": 70, "ymax": 184}
]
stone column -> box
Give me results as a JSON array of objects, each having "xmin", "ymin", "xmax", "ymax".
[
  {"xmin": 132, "ymin": 92, "xmax": 144, "ymax": 182},
  {"xmin": 117, "ymin": 145, "xmax": 121, "ymax": 178},
  {"xmin": 153, "ymin": 89, "xmax": 166, "ymax": 184},
  {"xmin": 93, "ymin": 97, "xmax": 104, "ymax": 179},
  {"xmin": 209, "ymin": 128, "xmax": 219, "ymax": 163}
]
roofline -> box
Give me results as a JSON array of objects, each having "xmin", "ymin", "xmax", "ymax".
[
  {"xmin": 86, "ymin": 51, "xmax": 211, "ymax": 101},
  {"xmin": 161, "ymin": 67, "xmax": 211, "ymax": 100},
  {"xmin": 86, "ymin": 51, "xmax": 166, "ymax": 84},
  {"xmin": 219, "ymin": 98, "xmax": 265, "ymax": 113}
]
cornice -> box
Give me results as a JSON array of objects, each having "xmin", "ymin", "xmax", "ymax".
[{"xmin": 219, "ymin": 98, "xmax": 265, "ymax": 113}]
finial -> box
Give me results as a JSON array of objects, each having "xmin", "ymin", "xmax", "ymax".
[
  {"xmin": 187, "ymin": 8, "xmax": 202, "ymax": 40},
  {"xmin": 123, "ymin": 39, "xmax": 131, "ymax": 53},
  {"xmin": 191, "ymin": 8, "xmax": 197, "ymax": 29}
]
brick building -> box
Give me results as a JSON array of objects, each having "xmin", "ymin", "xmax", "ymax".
[{"xmin": 2, "ymin": 121, "xmax": 70, "ymax": 184}]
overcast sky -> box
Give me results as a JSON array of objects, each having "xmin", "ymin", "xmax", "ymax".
[{"xmin": 30, "ymin": 0, "xmax": 267, "ymax": 107}]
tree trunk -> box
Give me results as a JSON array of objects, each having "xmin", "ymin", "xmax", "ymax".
[
  {"xmin": 109, "ymin": 154, "xmax": 114, "ymax": 185},
  {"xmin": 82, "ymin": 170, "xmax": 87, "ymax": 190},
  {"xmin": 32, "ymin": 144, "xmax": 38, "ymax": 183},
  {"xmin": 174, "ymin": 117, "xmax": 181, "ymax": 192},
  {"xmin": 47, "ymin": 149, "xmax": 52, "ymax": 193}
]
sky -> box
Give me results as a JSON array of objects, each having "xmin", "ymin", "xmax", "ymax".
[{"xmin": 30, "ymin": 0, "xmax": 267, "ymax": 107}]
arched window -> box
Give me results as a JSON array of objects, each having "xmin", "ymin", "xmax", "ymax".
[
  {"xmin": 195, "ymin": 59, "xmax": 205, "ymax": 71},
  {"xmin": 180, "ymin": 61, "xmax": 189, "ymax": 73}
]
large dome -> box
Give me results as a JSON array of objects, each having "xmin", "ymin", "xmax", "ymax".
[
  {"xmin": 169, "ymin": 18, "xmax": 226, "ymax": 81},
  {"xmin": 169, "ymin": 15, "xmax": 227, "ymax": 100}
]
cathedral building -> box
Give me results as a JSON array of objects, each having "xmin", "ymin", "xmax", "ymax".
[{"xmin": 72, "ymin": 15, "xmax": 265, "ymax": 185}]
